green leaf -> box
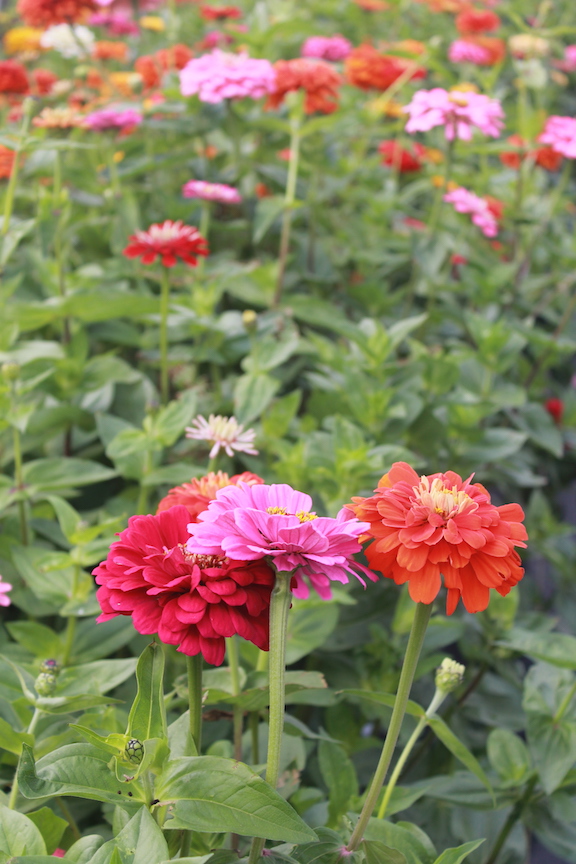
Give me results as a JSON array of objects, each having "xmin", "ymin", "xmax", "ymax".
[
  {"xmin": 432, "ymin": 840, "xmax": 485, "ymax": 864},
  {"xmin": 487, "ymin": 729, "xmax": 531, "ymax": 786},
  {"xmin": 527, "ymin": 714, "xmax": 576, "ymax": 794},
  {"xmin": 498, "ymin": 628, "xmax": 576, "ymax": 669},
  {"xmin": 339, "ymin": 690, "xmax": 425, "ymax": 718},
  {"xmin": 253, "ymin": 195, "xmax": 285, "ymax": 243},
  {"xmin": 22, "ymin": 458, "xmax": 116, "ymax": 493},
  {"xmin": 0, "ymin": 716, "xmax": 34, "ymax": 755},
  {"xmin": 60, "ymin": 835, "xmax": 106, "ymax": 863},
  {"xmin": 1, "ymin": 219, "xmax": 35, "ymax": 266},
  {"xmin": 318, "ymin": 740, "xmax": 358, "ymax": 827},
  {"xmin": 291, "ymin": 827, "xmax": 350, "ymax": 864},
  {"xmin": 362, "ymin": 840, "xmax": 407, "ymax": 864},
  {"xmin": 512, "ymin": 404, "xmax": 563, "ymax": 457},
  {"xmin": 426, "ymin": 716, "xmax": 494, "ymax": 801},
  {"xmin": 156, "ymin": 756, "xmax": 317, "ymax": 843},
  {"xmin": 127, "ymin": 643, "xmax": 167, "ymax": 743},
  {"xmin": 234, "ymin": 373, "xmax": 280, "ymax": 425},
  {"xmin": 26, "ymin": 808, "xmax": 67, "ymax": 855},
  {"xmin": 91, "ymin": 807, "xmax": 169, "ymax": 864},
  {"xmin": 363, "ymin": 820, "xmax": 436, "ymax": 864},
  {"xmin": 286, "ymin": 600, "xmax": 340, "ymax": 665},
  {"xmin": 6, "ymin": 622, "xmax": 62, "ymax": 659},
  {"xmin": 0, "ymin": 805, "xmax": 46, "ymax": 857}
]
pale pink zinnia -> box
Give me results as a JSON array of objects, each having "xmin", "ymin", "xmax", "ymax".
[
  {"xmin": 443, "ymin": 187, "xmax": 499, "ymax": 237},
  {"xmin": 182, "ymin": 180, "xmax": 242, "ymax": 204},
  {"xmin": 186, "ymin": 483, "xmax": 377, "ymax": 599},
  {"xmin": 179, "ymin": 50, "xmax": 276, "ymax": 103},
  {"xmin": 84, "ymin": 107, "xmax": 143, "ymax": 131},
  {"xmin": 538, "ymin": 116, "xmax": 576, "ymax": 159},
  {"xmin": 89, "ymin": 11, "xmax": 139, "ymax": 35},
  {"xmin": 186, "ymin": 414, "xmax": 258, "ymax": 459},
  {"xmin": 448, "ymin": 39, "xmax": 492, "ymax": 65},
  {"xmin": 301, "ymin": 35, "xmax": 352, "ymax": 62},
  {"xmin": 0, "ymin": 577, "xmax": 12, "ymax": 608},
  {"xmin": 404, "ymin": 88, "xmax": 504, "ymax": 141}
]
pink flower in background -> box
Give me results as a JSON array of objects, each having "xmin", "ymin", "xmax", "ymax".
[
  {"xmin": 443, "ymin": 187, "xmax": 499, "ymax": 237},
  {"xmin": 185, "ymin": 414, "xmax": 257, "ymax": 458},
  {"xmin": 404, "ymin": 88, "xmax": 504, "ymax": 141},
  {"xmin": 448, "ymin": 39, "xmax": 492, "ymax": 65},
  {"xmin": 179, "ymin": 50, "xmax": 276, "ymax": 103},
  {"xmin": 201, "ymin": 30, "xmax": 233, "ymax": 49},
  {"xmin": 538, "ymin": 116, "xmax": 576, "ymax": 158},
  {"xmin": 84, "ymin": 107, "xmax": 143, "ymax": 130},
  {"xmin": 89, "ymin": 11, "xmax": 139, "ymax": 34},
  {"xmin": 95, "ymin": 0, "xmax": 160, "ymax": 9},
  {"xmin": 187, "ymin": 483, "xmax": 377, "ymax": 599},
  {"xmin": 557, "ymin": 45, "xmax": 576, "ymax": 72},
  {"xmin": 182, "ymin": 179, "xmax": 242, "ymax": 204},
  {"xmin": 52, "ymin": 852, "xmax": 66, "ymax": 859},
  {"xmin": 301, "ymin": 35, "xmax": 352, "ymax": 62},
  {"xmin": 0, "ymin": 577, "xmax": 12, "ymax": 607}
]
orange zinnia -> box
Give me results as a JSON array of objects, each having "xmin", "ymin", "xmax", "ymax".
[
  {"xmin": 17, "ymin": 0, "xmax": 96, "ymax": 27},
  {"xmin": 157, "ymin": 470, "xmax": 264, "ymax": 521},
  {"xmin": 0, "ymin": 146, "xmax": 16, "ymax": 179},
  {"xmin": 93, "ymin": 41, "xmax": 128, "ymax": 62},
  {"xmin": 345, "ymin": 44, "xmax": 426, "ymax": 92},
  {"xmin": 267, "ymin": 59, "xmax": 341, "ymax": 114},
  {"xmin": 348, "ymin": 462, "xmax": 527, "ymax": 614}
]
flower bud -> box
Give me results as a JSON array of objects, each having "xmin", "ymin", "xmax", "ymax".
[
  {"xmin": 125, "ymin": 738, "xmax": 144, "ymax": 764},
  {"xmin": 35, "ymin": 672, "xmax": 58, "ymax": 696},
  {"xmin": 39, "ymin": 658, "xmax": 60, "ymax": 675},
  {"xmin": 242, "ymin": 309, "xmax": 258, "ymax": 332},
  {"xmin": 1, "ymin": 362, "xmax": 20, "ymax": 383},
  {"xmin": 435, "ymin": 658, "xmax": 465, "ymax": 694}
]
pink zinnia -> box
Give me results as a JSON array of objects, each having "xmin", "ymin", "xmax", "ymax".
[
  {"xmin": 443, "ymin": 187, "xmax": 499, "ymax": 237},
  {"xmin": 301, "ymin": 35, "xmax": 352, "ymax": 62},
  {"xmin": 404, "ymin": 88, "xmax": 504, "ymax": 141},
  {"xmin": 448, "ymin": 39, "xmax": 492, "ymax": 65},
  {"xmin": 538, "ymin": 116, "xmax": 576, "ymax": 159},
  {"xmin": 557, "ymin": 45, "xmax": 576, "ymax": 72},
  {"xmin": 84, "ymin": 107, "xmax": 143, "ymax": 131},
  {"xmin": 186, "ymin": 483, "xmax": 376, "ymax": 600},
  {"xmin": 95, "ymin": 0, "xmax": 160, "ymax": 10},
  {"xmin": 89, "ymin": 11, "xmax": 139, "ymax": 34},
  {"xmin": 179, "ymin": 50, "xmax": 276, "ymax": 103},
  {"xmin": 0, "ymin": 577, "xmax": 12, "ymax": 608},
  {"xmin": 182, "ymin": 179, "xmax": 242, "ymax": 204}
]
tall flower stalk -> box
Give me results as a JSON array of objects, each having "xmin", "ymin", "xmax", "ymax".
[{"xmin": 273, "ymin": 95, "xmax": 304, "ymax": 307}]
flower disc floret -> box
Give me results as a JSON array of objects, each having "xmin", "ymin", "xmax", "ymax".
[
  {"xmin": 348, "ymin": 462, "xmax": 527, "ymax": 615},
  {"xmin": 404, "ymin": 88, "xmax": 504, "ymax": 141},
  {"xmin": 187, "ymin": 483, "xmax": 376, "ymax": 599},
  {"xmin": 123, "ymin": 220, "xmax": 209, "ymax": 267},
  {"xmin": 179, "ymin": 50, "xmax": 276, "ymax": 103}
]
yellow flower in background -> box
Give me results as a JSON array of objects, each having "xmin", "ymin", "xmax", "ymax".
[
  {"xmin": 449, "ymin": 82, "xmax": 478, "ymax": 93},
  {"xmin": 140, "ymin": 16, "xmax": 165, "ymax": 32},
  {"xmin": 509, "ymin": 33, "xmax": 550, "ymax": 59},
  {"xmin": 366, "ymin": 95, "xmax": 405, "ymax": 118},
  {"xmin": 4, "ymin": 26, "xmax": 43, "ymax": 55}
]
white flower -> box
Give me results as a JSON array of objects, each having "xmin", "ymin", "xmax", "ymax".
[
  {"xmin": 40, "ymin": 24, "xmax": 95, "ymax": 60},
  {"xmin": 185, "ymin": 414, "xmax": 258, "ymax": 459}
]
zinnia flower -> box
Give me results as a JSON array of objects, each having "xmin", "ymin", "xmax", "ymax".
[
  {"xmin": 345, "ymin": 44, "xmax": 426, "ymax": 91},
  {"xmin": 33, "ymin": 107, "xmax": 86, "ymax": 128},
  {"xmin": 443, "ymin": 186, "xmax": 500, "ymax": 237},
  {"xmin": 17, "ymin": 0, "xmax": 97, "ymax": 27},
  {"xmin": 185, "ymin": 414, "xmax": 258, "ymax": 458},
  {"xmin": 200, "ymin": 4, "xmax": 242, "ymax": 19},
  {"xmin": 84, "ymin": 107, "xmax": 143, "ymax": 130},
  {"xmin": 0, "ymin": 576, "xmax": 12, "ymax": 607},
  {"xmin": 545, "ymin": 398, "xmax": 564, "ymax": 424},
  {"xmin": 301, "ymin": 35, "xmax": 352, "ymax": 62},
  {"xmin": 123, "ymin": 220, "xmax": 209, "ymax": 267},
  {"xmin": 538, "ymin": 116, "xmax": 576, "ymax": 159},
  {"xmin": 157, "ymin": 470, "xmax": 264, "ymax": 519},
  {"xmin": 40, "ymin": 24, "xmax": 95, "ymax": 59},
  {"xmin": 555, "ymin": 45, "xmax": 576, "ymax": 73},
  {"xmin": 267, "ymin": 58, "xmax": 341, "ymax": 114},
  {"xmin": 508, "ymin": 34, "xmax": 549, "ymax": 59},
  {"xmin": 448, "ymin": 39, "xmax": 492, "ymax": 65},
  {"xmin": 0, "ymin": 61, "xmax": 29, "ymax": 94},
  {"xmin": 92, "ymin": 40, "xmax": 128, "ymax": 61},
  {"xmin": 135, "ymin": 46, "xmax": 193, "ymax": 89},
  {"xmin": 455, "ymin": 7, "xmax": 501, "ymax": 33},
  {"xmin": 31, "ymin": 68, "xmax": 58, "ymax": 95},
  {"xmin": 0, "ymin": 147, "xmax": 16, "ymax": 180},
  {"xmin": 187, "ymin": 483, "xmax": 376, "ymax": 600},
  {"xmin": 347, "ymin": 462, "xmax": 527, "ymax": 614},
  {"xmin": 3, "ymin": 27, "xmax": 44, "ymax": 55},
  {"xmin": 89, "ymin": 11, "xmax": 140, "ymax": 35},
  {"xmin": 378, "ymin": 139, "xmax": 426, "ymax": 172},
  {"xmin": 182, "ymin": 179, "xmax": 242, "ymax": 204},
  {"xmin": 500, "ymin": 134, "xmax": 563, "ymax": 172},
  {"xmin": 95, "ymin": 0, "xmax": 161, "ymax": 11},
  {"xmin": 404, "ymin": 88, "xmax": 504, "ymax": 141},
  {"xmin": 94, "ymin": 506, "xmax": 275, "ymax": 666},
  {"xmin": 179, "ymin": 50, "xmax": 276, "ymax": 103}
]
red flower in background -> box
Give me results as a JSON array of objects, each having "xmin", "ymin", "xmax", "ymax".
[
  {"xmin": 500, "ymin": 134, "xmax": 563, "ymax": 172},
  {"xmin": 157, "ymin": 471, "xmax": 264, "ymax": 520},
  {"xmin": 0, "ymin": 147, "xmax": 16, "ymax": 180},
  {"xmin": 345, "ymin": 45, "xmax": 426, "ymax": 92},
  {"xmin": 123, "ymin": 220, "xmax": 208, "ymax": 267},
  {"xmin": 456, "ymin": 7, "xmax": 501, "ymax": 33},
  {"xmin": 17, "ymin": 0, "xmax": 96, "ymax": 27},
  {"xmin": 94, "ymin": 506, "xmax": 275, "ymax": 666},
  {"xmin": 267, "ymin": 59, "xmax": 341, "ymax": 114},
  {"xmin": 348, "ymin": 462, "xmax": 527, "ymax": 614},
  {"xmin": 545, "ymin": 398, "xmax": 564, "ymax": 424},
  {"xmin": 200, "ymin": 4, "xmax": 242, "ymax": 19},
  {"xmin": 0, "ymin": 61, "xmax": 29, "ymax": 94},
  {"xmin": 32, "ymin": 68, "xmax": 58, "ymax": 95},
  {"xmin": 378, "ymin": 140, "xmax": 427, "ymax": 172}
]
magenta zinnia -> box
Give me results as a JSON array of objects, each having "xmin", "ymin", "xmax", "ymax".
[
  {"xmin": 186, "ymin": 483, "xmax": 376, "ymax": 599},
  {"xmin": 94, "ymin": 505, "xmax": 275, "ymax": 666},
  {"xmin": 123, "ymin": 220, "xmax": 209, "ymax": 267},
  {"xmin": 404, "ymin": 88, "xmax": 504, "ymax": 141}
]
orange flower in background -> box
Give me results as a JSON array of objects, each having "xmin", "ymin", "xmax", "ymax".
[
  {"xmin": 0, "ymin": 146, "xmax": 16, "ymax": 179},
  {"xmin": 4, "ymin": 27, "xmax": 44, "ymax": 55},
  {"xmin": 456, "ymin": 7, "xmax": 501, "ymax": 33},
  {"xmin": 267, "ymin": 59, "xmax": 341, "ymax": 114},
  {"xmin": 157, "ymin": 471, "xmax": 264, "ymax": 520},
  {"xmin": 353, "ymin": 0, "xmax": 390, "ymax": 9},
  {"xmin": 390, "ymin": 40, "xmax": 427, "ymax": 56},
  {"xmin": 348, "ymin": 462, "xmax": 528, "ymax": 614},
  {"xmin": 500, "ymin": 134, "xmax": 563, "ymax": 172},
  {"xmin": 136, "ymin": 44, "xmax": 193, "ymax": 89},
  {"xmin": 345, "ymin": 44, "xmax": 426, "ymax": 91},
  {"xmin": 0, "ymin": 60, "xmax": 29, "ymax": 94},
  {"xmin": 93, "ymin": 41, "xmax": 128, "ymax": 62},
  {"xmin": 17, "ymin": 0, "xmax": 96, "ymax": 27},
  {"xmin": 467, "ymin": 35, "xmax": 505, "ymax": 65},
  {"xmin": 200, "ymin": 4, "xmax": 242, "ymax": 18},
  {"xmin": 415, "ymin": 0, "xmax": 467, "ymax": 11}
]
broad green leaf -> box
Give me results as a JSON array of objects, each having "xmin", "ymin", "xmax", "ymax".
[
  {"xmin": 339, "ymin": 690, "xmax": 425, "ymax": 719},
  {"xmin": 318, "ymin": 740, "xmax": 358, "ymax": 827},
  {"xmin": 0, "ymin": 219, "xmax": 35, "ymax": 266},
  {"xmin": 234, "ymin": 372, "xmax": 280, "ymax": 425},
  {"xmin": 26, "ymin": 807, "xmax": 67, "ymax": 855},
  {"xmin": 527, "ymin": 714, "xmax": 576, "ymax": 794},
  {"xmin": 487, "ymin": 729, "xmax": 531, "ymax": 786},
  {"xmin": 5, "ymin": 622, "xmax": 62, "ymax": 659},
  {"xmin": 127, "ymin": 643, "xmax": 167, "ymax": 743},
  {"xmin": 0, "ymin": 716, "xmax": 33, "ymax": 754},
  {"xmin": 156, "ymin": 756, "xmax": 317, "ymax": 843},
  {"xmin": 60, "ymin": 834, "xmax": 105, "ymax": 863},
  {"xmin": 22, "ymin": 458, "xmax": 116, "ymax": 492},
  {"xmin": 498, "ymin": 628, "xmax": 576, "ymax": 669},
  {"xmin": 253, "ymin": 195, "xmax": 285, "ymax": 243},
  {"xmin": 286, "ymin": 600, "xmax": 340, "ymax": 665},
  {"xmin": 432, "ymin": 840, "xmax": 485, "ymax": 864},
  {"xmin": 91, "ymin": 807, "xmax": 169, "ymax": 864},
  {"xmin": 427, "ymin": 716, "xmax": 494, "ymax": 801},
  {"xmin": 291, "ymin": 827, "xmax": 350, "ymax": 864},
  {"xmin": 362, "ymin": 840, "xmax": 407, "ymax": 864},
  {"xmin": 0, "ymin": 805, "xmax": 46, "ymax": 857},
  {"xmin": 363, "ymin": 819, "xmax": 436, "ymax": 864}
]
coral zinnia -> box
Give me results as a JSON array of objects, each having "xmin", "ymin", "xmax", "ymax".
[
  {"xmin": 267, "ymin": 58, "xmax": 341, "ymax": 114},
  {"xmin": 157, "ymin": 471, "xmax": 264, "ymax": 520},
  {"xmin": 200, "ymin": 4, "xmax": 242, "ymax": 19},
  {"xmin": 348, "ymin": 462, "xmax": 527, "ymax": 614},
  {"xmin": 455, "ymin": 7, "xmax": 501, "ymax": 34},
  {"xmin": 0, "ymin": 61, "xmax": 29, "ymax": 94},
  {"xmin": 0, "ymin": 147, "xmax": 16, "ymax": 180},
  {"xmin": 17, "ymin": 0, "xmax": 97, "ymax": 27},
  {"xmin": 345, "ymin": 45, "xmax": 426, "ymax": 92},
  {"xmin": 187, "ymin": 483, "xmax": 376, "ymax": 600},
  {"xmin": 500, "ymin": 134, "xmax": 563, "ymax": 172},
  {"xmin": 123, "ymin": 220, "xmax": 209, "ymax": 267},
  {"xmin": 94, "ymin": 506, "xmax": 275, "ymax": 666}
]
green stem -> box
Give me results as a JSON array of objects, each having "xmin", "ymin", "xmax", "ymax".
[
  {"xmin": 196, "ymin": 200, "xmax": 211, "ymax": 284},
  {"xmin": 9, "ymin": 707, "xmax": 42, "ymax": 808},
  {"xmin": 484, "ymin": 774, "xmax": 538, "ymax": 864},
  {"xmin": 56, "ymin": 797, "xmax": 81, "ymax": 840},
  {"xmin": 272, "ymin": 103, "xmax": 303, "ymax": 307},
  {"xmin": 187, "ymin": 654, "xmax": 203, "ymax": 754},
  {"xmin": 553, "ymin": 679, "xmax": 576, "ymax": 724},
  {"xmin": 12, "ymin": 421, "xmax": 28, "ymax": 546},
  {"xmin": 107, "ymin": 139, "xmax": 121, "ymax": 197},
  {"xmin": 2, "ymin": 98, "xmax": 33, "ymax": 236},
  {"xmin": 247, "ymin": 570, "xmax": 292, "ymax": 864},
  {"xmin": 427, "ymin": 138, "xmax": 454, "ymax": 235},
  {"xmin": 62, "ymin": 565, "xmax": 80, "ymax": 666},
  {"xmin": 346, "ymin": 602, "xmax": 433, "ymax": 852},
  {"xmin": 227, "ymin": 636, "xmax": 244, "ymax": 763},
  {"xmin": 250, "ymin": 710, "xmax": 260, "ymax": 764},
  {"xmin": 159, "ymin": 267, "xmax": 171, "ymax": 405}
]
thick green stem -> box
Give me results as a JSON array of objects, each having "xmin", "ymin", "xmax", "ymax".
[
  {"xmin": 2, "ymin": 98, "xmax": 32, "ymax": 236},
  {"xmin": 346, "ymin": 602, "xmax": 433, "ymax": 852},
  {"xmin": 196, "ymin": 200, "xmax": 211, "ymax": 285},
  {"xmin": 247, "ymin": 570, "xmax": 292, "ymax": 864},
  {"xmin": 272, "ymin": 103, "xmax": 303, "ymax": 307},
  {"xmin": 187, "ymin": 654, "xmax": 203, "ymax": 754},
  {"xmin": 484, "ymin": 774, "xmax": 538, "ymax": 864},
  {"xmin": 9, "ymin": 707, "xmax": 42, "ymax": 808},
  {"xmin": 227, "ymin": 636, "xmax": 244, "ymax": 763},
  {"xmin": 159, "ymin": 267, "xmax": 171, "ymax": 405}
]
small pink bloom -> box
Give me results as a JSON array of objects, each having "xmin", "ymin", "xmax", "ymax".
[
  {"xmin": 186, "ymin": 483, "xmax": 376, "ymax": 600},
  {"xmin": 182, "ymin": 179, "xmax": 241, "ymax": 204},
  {"xmin": 448, "ymin": 39, "xmax": 492, "ymax": 65},
  {"xmin": 301, "ymin": 35, "xmax": 352, "ymax": 62},
  {"xmin": 538, "ymin": 116, "xmax": 576, "ymax": 159},
  {"xmin": 84, "ymin": 107, "xmax": 143, "ymax": 131},
  {"xmin": 559, "ymin": 45, "xmax": 576, "ymax": 72},
  {"xmin": 443, "ymin": 186, "xmax": 499, "ymax": 237},
  {"xmin": 179, "ymin": 50, "xmax": 276, "ymax": 103},
  {"xmin": 404, "ymin": 87, "xmax": 504, "ymax": 141},
  {"xmin": 0, "ymin": 578, "xmax": 12, "ymax": 608},
  {"xmin": 52, "ymin": 851, "xmax": 66, "ymax": 859},
  {"xmin": 88, "ymin": 12, "xmax": 139, "ymax": 34}
]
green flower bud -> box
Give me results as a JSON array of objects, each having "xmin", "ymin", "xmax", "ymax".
[
  {"xmin": 39, "ymin": 658, "xmax": 60, "ymax": 676},
  {"xmin": 1, "ymin": 362, "xmax": 20, "ymax": 383},
  {"xmin": 242, "ymin": 309, "xmax": 258, "ymax": 332},
  {"xmin": 35, "ymin": 672, "xmax": 58, "ymax": 697},
  {"xmin": 435, "ymin": 658, "xmax": 465, "ymax": 694},
  {"xmin": 125, "ymin": 738, "xmax": 144, "ymax": 765}
]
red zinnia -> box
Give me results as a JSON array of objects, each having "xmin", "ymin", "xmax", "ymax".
[
  {"xmin": 456, "ymin": 7, "xmax": 501, "ymax": 34},
  {"xmin": 200, "ymin": 4, "xmax": 242, "ymax": 19},
  {"xmin": 94, "ymin": 506, "xmax": 275, "ymax": 666},
  {"xmin": 345, "ymin": 45, "xmax": 426, "ymax": 92},
  {"xmin": 500, "ymin": 134, "xmax": 563, "ymax": 172},
  {"xmin": 378, "ymin": 140, "xmax": 426, "ymax": 172},
  {"xmin": 32, "ymin": 68, "xmax": 58, "ymax": 95},
  {"xmin": 348, "ymin": 462, "xmax": 527, "ymax": 615},
  {"xmin": 267, "ymin": 59, "xmax": 341, "ymax": 115},
  {"xmin": 17, "ymin": 0, "xmax": 97, "ymax": 27},
  {"xmin": 545, "ymin": 398, "xmax": 564, "ymax": 424},
  {"xmin": 0, "ymin": 61, "xmax": 29, "ymax": 95},
  {"xmin": 157, "ymin": 471, "xmax": 264, "ymax": 520},
  {"xmin": 123, "ymin": 220, "xmax": 209, "ymax": 267}
]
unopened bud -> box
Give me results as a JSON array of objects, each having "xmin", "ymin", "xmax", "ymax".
[
  {"xmin": 2, "ymin": 362, "xmax": 20, "ymax": 383},
  {"xmin": 125, "ymin": 738, "xmax": 144, "ymax": 764},
  {"xmin": 35, "ymin": 672, "xmax": 58, "ymax": 696},
  {"xmin": 435, "ymin": 658, "xmax": 465, "ymax": 694},
  {"xmin": 39, "ymin": 658, "xmax": 60, "ymax": 675},
  {"xmin": 242, "ymin": 309, "xmax": 258, "ymax": 332}
]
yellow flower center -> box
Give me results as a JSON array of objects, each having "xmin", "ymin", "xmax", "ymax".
[
  {"xmin": 266, "ymin": 506, "xmax": 317, "ymax": 522},
  {"xmin": 416, "ymin": 477, "xmax": 475, "ymax": 519}
]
